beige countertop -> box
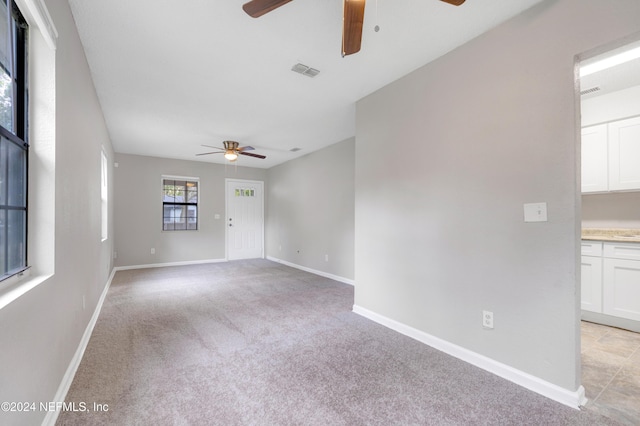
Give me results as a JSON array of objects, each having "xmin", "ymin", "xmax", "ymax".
[{"xmin": 582, "ymin": 228, "xmax": 640, "ymax": 243}]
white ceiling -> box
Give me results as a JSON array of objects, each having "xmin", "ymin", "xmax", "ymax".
[
  {"xmin": 67, "ymin": 0, "xmax": 543, "ymax": 168},
  {"xmin": 580, "ymin": 39, "xmax": 640, "ymax": 100}
]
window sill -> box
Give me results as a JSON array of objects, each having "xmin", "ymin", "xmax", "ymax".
[{"xmin": 0, "ymin": 270, "xmax": 53, "ymax": 310}]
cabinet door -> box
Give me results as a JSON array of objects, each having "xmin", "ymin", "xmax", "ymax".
[
  {"xmin": 609, "ymin": 116, "xmax": 640, "ymax": 191},
  {"xmin": 581, "ymin": 255, "xmax": 603, "ymax": 313},
  {"xmin": 581, "ymin": 124, "xmax": 608, "ymax": 193},
  {"xmin": 603, "ymin": 258, "xmax": 640, "ymax": 321}
]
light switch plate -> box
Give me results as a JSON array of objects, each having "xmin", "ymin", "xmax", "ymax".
[{"xmin": 524, "ymin": 202, "xmax": 548, "ymax": 222}]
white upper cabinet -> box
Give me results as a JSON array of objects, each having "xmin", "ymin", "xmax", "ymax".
[
  {"xmin": 582, "ymin": 116, "xmax": 640, "ymax": 193},
  {"xmin": 581, "ymin": 124, "xmax": 608, "ymax": 193},
  {"xmin": 608, "ymin": 116, "xmax": 640, "ymax": 191}
]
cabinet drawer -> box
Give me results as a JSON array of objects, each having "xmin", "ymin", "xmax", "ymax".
[
  {"xmin": 581, "ymin": 241, "xmax": 603, "ymax": 256},
  {"xmin": 603, "ymin": 242, "xmax": 640, "ymax": 261}
]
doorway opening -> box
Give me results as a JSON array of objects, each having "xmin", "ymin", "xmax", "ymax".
[{"xmin": 577, "ymin": 36, "xmax": 640, "ymax": 421}]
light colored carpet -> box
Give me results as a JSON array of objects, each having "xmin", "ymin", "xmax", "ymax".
[{"xmin": 57, "ymin": 259, "xmax": 619, "ymax": 425}]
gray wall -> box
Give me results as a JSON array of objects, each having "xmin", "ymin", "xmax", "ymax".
[
  {"xmin": 0, "ymin": 0, "xmax": 115, "ymax": 424},
  {"xmin": 266, "ymin": 138, "xmax": 355, "ymax": 280},
  {"xmin": 114, "ymin": 153, "xmax": 267, "ymax": 267},
  {"xmin": 355, "ymin": 0, "xmax": 640, "ymax": 392},
  {"xmin": 583, "ymin": 192, "xmax": 640, "ymax": 229}
]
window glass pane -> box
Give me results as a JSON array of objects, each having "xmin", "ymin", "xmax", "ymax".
[
  {"xmin": 0, "ymin": 209, "xmax": 5, "ymax": 273},
  {"xmin": 7, "ymin": 139, "xmax": 24, "ymax": 206},
  {"xmin": 7, "ymin": 208, "xmax": 23, "ymax": 271},
  {"xmin": 0, "ymin": 68, "xmax": 12, "ymax": 132},
  {"xmin": 173, "ymin": 205, "xmax": 186, "ymax": 230},
  {"xmin": 0, "ymin": 0, "xmax": 12, "ymax": 133},
  {"xmin": 0, "ymin": 139, "xmax": 6, "ymax": 205},
  {"xmin": 163, "ymin": 205, "xmax": 173, "ymax": 220},
  {"xmin": 101, "ymin": 151, "xmax": 108, "ymax": 240},
  {"xmin": 0, "ymin": 0, "xmax": 9, "ymax": 68}
]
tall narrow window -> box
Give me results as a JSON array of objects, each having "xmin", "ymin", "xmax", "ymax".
[
  {"xmin": 0, "ymin": 0, "xmax": 27, "ymax": 280},
  {"xmin": 101, "ymin": 150, "xmax": 108, "ymax": 241},
  {"xmin": 162, "ymin": 177, "xmax": 198, "ymax": 231}
]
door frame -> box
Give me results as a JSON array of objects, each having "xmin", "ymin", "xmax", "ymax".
[{"xmin": 225, "ymin": 178, "xmax": 265, "ymax": 260}]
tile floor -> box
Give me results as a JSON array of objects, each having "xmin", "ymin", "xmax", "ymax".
[{"xmin": 581, "ymin": 321, "xmax": 640, "ymax": 425}]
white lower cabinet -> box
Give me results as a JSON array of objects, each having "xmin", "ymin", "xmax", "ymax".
[
  {"xmin": 603, "ymin": 258, "xmax": 640, "ymax": 321},
  {"xmin": 581, "ymin": 256, "xmax": 603, "ymax": 313},
  {"xmin": 582, "ymin": 241, "xmax": 640, "ymax": 322}
]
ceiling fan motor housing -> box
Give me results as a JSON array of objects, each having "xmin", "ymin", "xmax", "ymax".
[{"xmin": 223, "ymin": 141, "xmax": 240, "ymax": 151}]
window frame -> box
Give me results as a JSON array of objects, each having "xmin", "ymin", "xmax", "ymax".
[
  {"xmin": 0, "ymin": 0, "xmax": 28, "ymax": 283},
  {"xmin": 161, "ymin": 176, "xmax": 199, "ymax": 232}
]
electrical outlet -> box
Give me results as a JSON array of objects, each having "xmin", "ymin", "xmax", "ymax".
[
  {"xmin": 325, "ymin": 254, "xmax": 329, "ymax": 262},
  {"xmin": 151, "ymin": 248, "xmax": 155, "ymax": 255},
  {"xmin": 482, "ymin": 310, "xmax": 494, "ymax": 329}
]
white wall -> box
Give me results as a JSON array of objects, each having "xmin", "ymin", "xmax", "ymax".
[
  {"xmin": 114, "ymin": 153, "xmax": 267, "ymax": 267},
  {"xmin": 582, "ymin": 84, "xmax": 640, "ymax": 126},
  {"xmin": 355, "ymin": 0, "xmax": 640, "ymax": 396},
  {"xmin": 266, "ymin": 138, "xmax": 355, "ymax": 281},
  {"xmin": 0, "ymin": 0, "xmax": 115, "ymax": 424},
  {"xmin": 583, "ymin": 192, "xmax": 640, "ymax": 229}
]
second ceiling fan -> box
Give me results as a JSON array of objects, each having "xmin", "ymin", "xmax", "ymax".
[{"xmin": 242, "ymin": 0, "xmax": 466, "ymax": 57}]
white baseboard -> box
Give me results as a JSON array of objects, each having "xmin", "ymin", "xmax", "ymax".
[
  {"xmin": 266, "ymin": 256, "xmax": 355, "ymax": 286},
  {"xmin": 42, "ymin": 268, "xmax": 117, "ymax": 426},
  {"xmin": 114, "ymin": 258, "xmax": 227, "ymax": 271},
  {"xmin": 352, "ymin": 305, "xmax": 587, "ymax": 410}
]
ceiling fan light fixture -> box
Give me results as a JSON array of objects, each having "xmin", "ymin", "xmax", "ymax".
[{"xmin": 224, "ymin": 151, "xmax": 238, "ymax": 161}]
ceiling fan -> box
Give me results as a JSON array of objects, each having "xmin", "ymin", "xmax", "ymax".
[
  {"xmin": 242, "ymin": 0, "xmax": 466, "ymax": 57},
  {"xmin": 196, "ymin": 141, "xmax": 266, "ymax": 162}
]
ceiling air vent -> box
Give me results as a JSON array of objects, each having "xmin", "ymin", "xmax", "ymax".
[
  {"xmin": 580, "ymin": 86, "xmax": 601, "ymax": 96},
  {"xmin": 291, "ymin": 63, "xmax": 320, "ymax": 78}
]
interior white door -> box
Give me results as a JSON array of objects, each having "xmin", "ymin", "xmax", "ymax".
[{"xmin": 226, "ymin": 179, "xmax": 264, "ymax": 260}]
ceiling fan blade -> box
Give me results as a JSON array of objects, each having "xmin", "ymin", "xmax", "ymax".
[
  {"xmin": 439, "ymin": 0, "xmax": 465, "ymax": 5},
  {"xmin": 196, "ymin": 151, "xmax": 224, "ymax": 156},
  {"xmin": 238, "ymin": 146, "xmax": 255, "ymax": 152},
  {"xmin": 201, "ymin": 144, "xmax": 224, "ymax": 150},
  {"xmin": 240, "ymin": 151, "xmax": 266, "ymax": 159},
  {"xmin": 242, "ymin": 0, "xmax": 293, "ymax": 18},
  {"xmin": 342, "ymin": 0, "xmax": 366, "ymax": 57}
]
